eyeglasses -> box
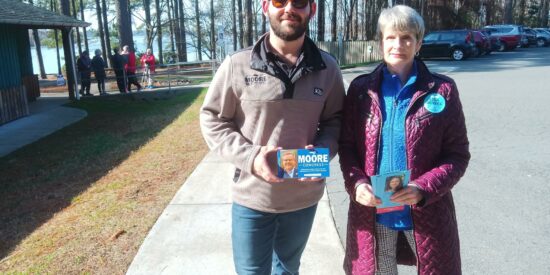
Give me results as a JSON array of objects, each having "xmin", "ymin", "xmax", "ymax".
[{"xmin": 271, "ymin": 0, "xmax": 310, "ymax": 9}]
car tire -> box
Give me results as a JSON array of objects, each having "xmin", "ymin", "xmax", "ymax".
[
  {"xmin": 537, "ymin": 38, "xmax": 545, "ymax": 47},
  {"xmin": 451, "ymin": 48, "xmax": 465, "ymax": 61}
]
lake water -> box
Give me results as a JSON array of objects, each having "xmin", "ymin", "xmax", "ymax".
[{"xmin": 29, "ymin": 35, "xmax": 232, "ymax": 74}]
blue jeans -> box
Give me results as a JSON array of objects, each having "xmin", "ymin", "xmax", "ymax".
[{"xmin": 232, "ymin": 203, "xmax": 318, "ymax": 275}]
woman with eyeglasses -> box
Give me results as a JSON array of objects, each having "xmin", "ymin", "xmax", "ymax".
[{"xmin": 339, "ymin": 5, "xmax": 470, "ymax": 274}]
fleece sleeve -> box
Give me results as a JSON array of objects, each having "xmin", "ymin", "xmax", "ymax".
[{"xmin": 199, "ymin": 56, "xmax": 261, "ymax": 175}]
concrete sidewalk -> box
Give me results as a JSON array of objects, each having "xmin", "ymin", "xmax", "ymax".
[
  {"xmin": 126, "ymin": 151, "xmax": 346, "ymax": 275},
  {"xmin": 0, "ymin": 96, "xmax": 87, "ymax": 157}
]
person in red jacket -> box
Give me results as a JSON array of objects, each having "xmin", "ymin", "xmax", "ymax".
[
  {"xmin": 140, "ymin": 48, "xmax": 156, "ymax": 89},
  {"xmin": 121, "ymin": 45, "xmax": 142, "ymax": 92},
  {"xmin": 339, "ymin": 5, "xmax": 470, "ymax": 275}
]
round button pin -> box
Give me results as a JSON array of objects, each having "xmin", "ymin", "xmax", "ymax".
[{"xmin": 423, "ymin": 93, "xmax": 446, "ymax": 113}]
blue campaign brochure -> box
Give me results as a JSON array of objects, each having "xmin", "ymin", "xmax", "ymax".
[
  {"xmin": 277, "ymin": 148, "xmax": 330, "ymax": 179},
  {"xmin": 371, "ymin": 170, "xmax": 411, "ymax": 213}
]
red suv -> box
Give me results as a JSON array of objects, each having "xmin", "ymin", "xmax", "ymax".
[{"xmin": 483, "ymin": 25, "xmax": 524, "ymax": 51}]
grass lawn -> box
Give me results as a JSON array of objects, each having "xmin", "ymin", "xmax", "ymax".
[{"xmin": 0, "ymin": 89, "xmax": 209, "ymax": 274}]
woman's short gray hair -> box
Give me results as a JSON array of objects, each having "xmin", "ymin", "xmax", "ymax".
[{"xmin": 376, "ymin": 5, "xmax": 425, "ymax": 41}]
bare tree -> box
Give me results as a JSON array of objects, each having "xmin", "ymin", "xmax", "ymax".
[
  {"xmin": 144, "ymin": 0, "xmax": 152, "ymax": 48},
  {"xmin": 79, "ymin": 0, "xmax": 89, "ymax": 53},
  {"xmin": 194, "ymin": 0, "xmax": 202, "ymax": 60},
  {"xmin": 540, "ymin": 0, "xmax": 549, "ymax": 27},
  {"xmin": 210, "ymin": 0, "xmax": 216, "ymax": 59},
  {"xmin": 244, "ymin": 0, "xmax": 252, "ymax": 46},
  {"xmin": 29, "ymin": 0, "xmax": 46, "ymax": 79},
  {"xmin": 94, "ymin": 0, "xmax": 107, "ymax": 64},
  {"xmin": 71, "ymin": 0, "xmax": 82, "ymax": 55},
  {"xmin": 232, "ymin": 0, "xmax": 237, "ymax": 50},
  {"xmin": 504, "ymin": 0, "xmax": 514, "ymax": 24},
  {"xmin": 317, "ymin": 0, "xmax": 325, "ymax": 41},
  {"xmin": 155, "ymin": 0, "xmax": 163, "ymax": 64},
  {"xmin": 116, "ymin": 0, "xmax": 134, "ymax": 49},
  {"xmin": 331, "ymin": 0, "xmax": 337, "ymax": 41},
  {"xmin": 59, "ymin": 0, "xmax": 77, "ymax": 99},
  {"xmin": 178, "ymin": 0, "xmax": 188, "ymax": 62},
  {"xmin": 238, "ymin": 0, "xmax": 244, "ymax": 48},
  {"xmin": 167, "ymin": 0, "xmax": 176, "ymax": 52},
  {"xmin": 101, "ymin": 0, "xmax": 111, "ymax": 66}
]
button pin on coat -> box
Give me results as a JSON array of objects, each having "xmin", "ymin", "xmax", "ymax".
[
  {"xmin": 313, "ymin": 88, "xmax": 324, "ymax": 96},
  {"xmin": 423, "ymin": 93, "xmax": 446, "ymax": 113}
]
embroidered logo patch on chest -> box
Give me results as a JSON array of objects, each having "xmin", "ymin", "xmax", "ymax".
[
  {"xmin": 313, "ymin": 87, "xmax": 324, "ymax": 96},
  {"xmin": 244, "ymin": 74, "xmax": 267, "ymax": 86}
]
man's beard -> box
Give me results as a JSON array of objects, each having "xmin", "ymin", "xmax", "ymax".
[{"xmin": 269, "ymin": 13, "xmax": 310, "ymax": 41}]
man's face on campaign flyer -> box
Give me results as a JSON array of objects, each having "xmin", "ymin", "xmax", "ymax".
[{"xmin": 282, "ymin": 152, "xmax": 297, "ymax": 171}]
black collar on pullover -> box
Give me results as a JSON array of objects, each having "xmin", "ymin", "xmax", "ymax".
[{"xmin": 249, "ymin": 33, "xmax": 327, "ymax": 99}]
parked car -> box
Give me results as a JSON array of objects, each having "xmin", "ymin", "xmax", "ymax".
[
  {"xmin": 480, "ymin": 30, "xmax": 503, "ymax": 52},
  {"xmin": 521, "ymin": 28, "xmax": 538, "ymax": 47},
  {"xmin": 533, "ymin": 28, "xmax": 550, "ymax": 47},
  {"xmin": 419, "ymin": 30, "xmax": 475, "ymax": 61},
  {"xmin": 483, "ymin": 24, "xmax": 524, "ymax": 51},
  {"xmin": 472, "ymin": 30, "xmax": 492, "ymax": 55}
]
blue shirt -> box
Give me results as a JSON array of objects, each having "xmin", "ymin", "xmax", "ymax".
[{"xmin": 376, "ymin": 62, "xmax": 418, "ymax": 231}]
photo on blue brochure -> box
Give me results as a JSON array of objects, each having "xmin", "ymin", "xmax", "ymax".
[
  {"xmin": 277, "ymin": 148, "xmax": 330, "ymax": 179},
  {"xmin": 371, "ymin": 170, "xmax": 411, "ymax": 213}
]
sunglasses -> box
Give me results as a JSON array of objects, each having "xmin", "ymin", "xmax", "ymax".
[{"xmin": 271, "ymin": 0, "xmax": 311, "ymax": 9}]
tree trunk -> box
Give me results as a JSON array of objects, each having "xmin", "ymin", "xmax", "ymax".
[
  {"xmin": 60, "ymin": 0, "xmax": 77, "ymax": 99},
  {"xmin": 210, "ymin": 0, "xmax": 216, "ymax": 60},
  {"xmin": 156, "ymin": 0, "xmax": 163, "ymax": 64},
  {"xmin": 237, "ymin": 0, "xmax": 244, "ymax": 48},
  {"xmin": 517, "ymin": 0, "xmax": 526, "ymax": 25},
  {"xmin": 52, "ymin": 0, "xmax": 62, "ymax": 75},
  {"xmin": 28, "ymin": 0, "xmax": 46, "ymax": 79},
  {"xmin": 173, "ymin": 0, "xmax": 182, "ymax": 59},
  {"xmin": 244, "ymin": 0, "xmax": 252, "ymax": 46},
  {"xmin": 178, "ymin": 0, "xmax": 188, "ymax": 62},
  {"xmin": 71, "ymin": 0, "xmax": 82, "ymax": 55},
  {"xmin": 232, "ymin": 0, "xmax": 237, "ymax": 50},
  {"xmin": 144, "ymin": 0, "xmax": 152, "ymax": 48},
  {"xmin": 194, "ymin": 0, "xmax": 202, "ymax": 60},
  {"xmin": 94, "ymin": 0, "xmax": 107, "ymax": 66},
  {"xmin": 353, "ymin": 0, "xmax": 358, "ymax": 40},
  {"xmin": 79, "ymin": 0, "xmax": 89, "ymax": 53},
  {"xmin": 331, "ymin": 0, "xmax": 337, "ymax": 41},
  {"xmin": 101, "ymin": 0, "xmax": 112, "ymax": 66},
  {"xmin": 116, "ymin": 0, "xmax": 134, "ymax": 50},
  {"xmin": 317, "ymin": 0, "xmax": 325, "ymax": 41},
  {"xmin": 504, "ymin": 0, "xmax": 514, "ymax": 24},
  {"xmin": 540, "ymin": 0, "xmax": 549, "ymax": 28},
  {"xmin": 168, "ymin": 0, "xmax": 175, "ymax": 52}
]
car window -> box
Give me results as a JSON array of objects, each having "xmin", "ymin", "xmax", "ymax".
[
  {"xmin": 440, "ymin": 33, "xmax": 456, "ymax": 40},
  {"xmin": 496, "ymin": 27, "xmax": 513, "ymax": 33},
  {"xmin": 424, "ymin": 33, "xmax": 439, "ymax": 41}
]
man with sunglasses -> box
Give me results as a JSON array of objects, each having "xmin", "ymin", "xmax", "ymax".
[{"xmin": 200, "ymin": 0, "xmax": 344, "ymax": 274}]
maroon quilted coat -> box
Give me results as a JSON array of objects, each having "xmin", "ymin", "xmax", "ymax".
[{"xmin": 339, "ymin": 60, "xmax": 470, "ymax": 275}]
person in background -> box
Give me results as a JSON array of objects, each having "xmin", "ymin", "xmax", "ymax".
[
  {"xmin": 110, "ymin": 47, "xmax": 126, "ymax": 94},
  {"xmin": 76, "ymin": 50, "xmax": 92, "ymax": 96},
  {"xmin": 140, "ymin": 48, "xmax": 156, "ymax": 89},
  {"xmin": 121, "ymin": 45, "xmax": 142, "ymax": 92},
  {"xmin": 91, "ymin": 49, "xmax": 107, "ymax": 96},
  {"xmin": 199, "ymin": 0, "xmax": 345, "ymax": 273},
  {"xmin": 339, "ymin": 5, "xmax": 470, "ymax": 275}
]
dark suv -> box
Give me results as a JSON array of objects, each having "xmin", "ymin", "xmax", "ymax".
[
  {"xmin": 419, "ymin": 30, "xmax": 475, "ymax": 60},
  {"xmin": 483, "ymin": 24, "xmax": 523, "ymax": 51}
]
